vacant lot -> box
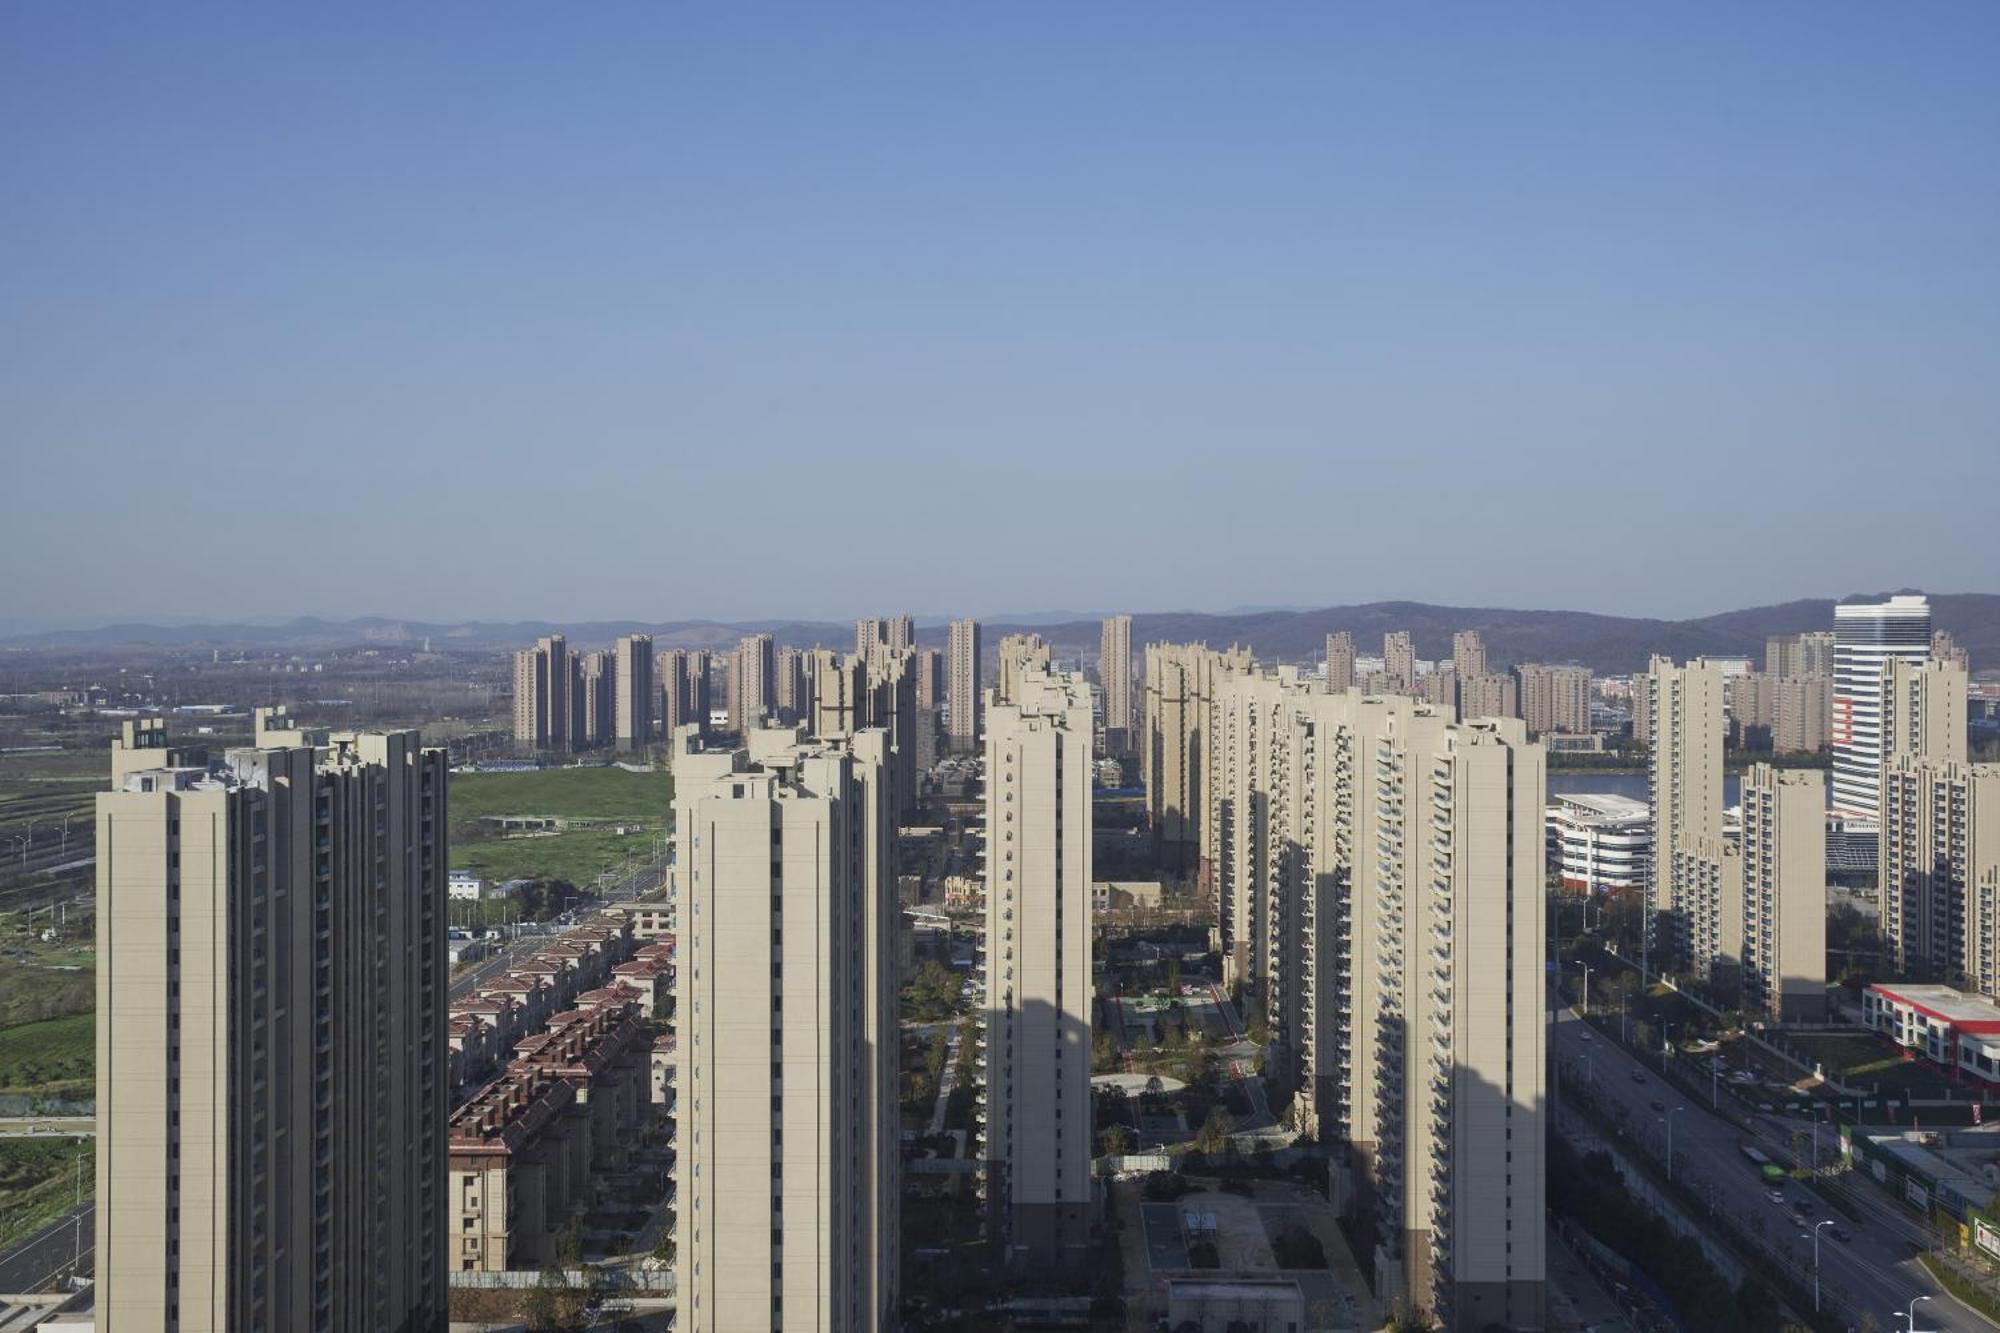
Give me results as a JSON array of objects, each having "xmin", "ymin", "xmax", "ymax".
[
  {"xmin": 0, "ymin": 1014, "xmax": 95, "ymax": 1098},
  {"xmin": 1785, "ymin": 1029, "xmax": 1954, "ymax": 1094},
  {"xmin": 0, "ymin": 1137, "xmax": 93, "ymax": 1251},
  {"xmin": 449, "ymin": 766, "xmax": 671, "ymax": 830},
  {"xmin": 449, "ymin": 767, "xmax": 671, "ymax": 888},
  {"xmin": 452, "ymin": 828, "xmax": 657, "ymax": 890}
]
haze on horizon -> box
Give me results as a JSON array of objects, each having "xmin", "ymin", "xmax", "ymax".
[{"xmin": 4, "ymin": 5, "xmax": 1998, "ymax": 628}]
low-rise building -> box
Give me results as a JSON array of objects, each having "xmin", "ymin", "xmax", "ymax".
[
  {"xmin": 1165, "ymin": 1278, "xmax": 1306, "ymax": 1333},
  {"xmin": 1546, "ymin": 793, "xmax": 1650, "ymax": 893},
  {"xmin": 1865, "ymin": 984, "xmax": 2000, "ymax": 1085},
  {"xmin": 447, "ymin": 1000, "xmax": 652, "ymax": 1273},
  {"xmin": 1091, "ymin": 880, "xmax": 1166, "ymax": 912},
  {"xmin": 607, "ymin": 901, "xmax": 674, "ymax": 939}
]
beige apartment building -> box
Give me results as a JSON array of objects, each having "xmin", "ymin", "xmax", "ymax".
[
  {"xmin": 1514, "ymin": 663, "xmax": 1591, "ymax": 737},
  {"xmin": 1324, "ymin": 631, "xmax": 1355, "ymax": 692},
  {"xmin": 811, "ymin": 647, "xmax": 866, "ymax": 738},
  {"xmin": 1457, "ymin": 671, "xmax": 1516, "ymax": 722},
  {"xmin": 671, "ymin": 726, "xmax": 898, "ymax": 1332},
  {"xmin": 1383, "ymin": 631, "xmax": 1416, "ymax": 692},
  {"xmin": 1768, "ymin": 631, "xmax": 1836, "ymax": 678},
  {"xmin": 514, "ymin": 633, "xmax": 574, "ymax": 748},
  {"xmin": 1882, "ymin": 659, "xmax": 1967, "ymax": 767},
  {"xmin": 1206, "ymin": 683, "xmax": 1547, "ymax": 1331},
  {"xmin": 1141, "ymin": 642, "xmax": 1252, "ymax": 876},
  {"xmin": 775, "ymin": 645, "xmax": 810, "ymax": 725},
  {"xmin": 729, "ymin": 632, "xmax": 776, "ymax": 734},
  {"xmin": 1739, "ymin": 765, "xmax": 1828, "ymax": 1021},
  {"xmin": 983, "ymin": 668, "xmax": 1096, "ymax": 1270},
  {"xmin": 1727, "ymin": 670, "xmax": 1776, "ymax": 733},
  {"xmin": 1773, "ymin": 673, "xmax": 1834, "ymax": 754},
  {"xmin": 579, "ymin": 648, "xmax": 615, "ymax": 747},
  {"xmin": 96, "ymin": 722, "xmax": 446, "ymax": 1333},
  {"xmin": 947, "ymin": 618, "xmax": 982, "ymax": 748},
  {"xmin": 867, "ymin": 647, "xmax": 921, "ymax": 820},
  {"xmin": 1646, "ymin": 657, "xmax": 1731, "ymax": 979},
  {"xmin": 1877, "ymin": 659, "xmax": 1982, "ymax": 982},
  {"xmin": 916, "ymin": 646, "xmax": 943, "ymax": 711},
  {"xmin": 1883, "ymin": 759, "xmax": 2000, "ymax": 992},
  {"xmin": 1452, "ymin": 629, "xmax": 1486, "ymax": 680},
  {"xmin": 661, "ymin": 648, "xmax": 712, "ymax": 737},
  {"xmin": 614, "ymin": 633, "xmax": 654, "ymax": 746},
  {"xmin": 996, "ymin": 633, "xmax": 1051, "ymax": 705},
  {"xmin": 1208, "ymin": 667, "xmax": 1316, "ymax": 986},
  {"xmin": 1421, "ymin": 666, "xmax": 1456, "ymax": 710},
  {"xmin": 1099, "ymin": 615, "xmax": 1133, "ymax": 755},
  {"xmin": 855, "ymin": 615, "xmax": 914, "ymax": 659}
]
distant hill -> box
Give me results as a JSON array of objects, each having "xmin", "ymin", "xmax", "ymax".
[{"xmin": 8, "ymin": 594, "xmax": 1996, "ymax": 675}]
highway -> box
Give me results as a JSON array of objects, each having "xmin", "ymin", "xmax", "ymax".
[
  {"xmin": 1551, "ymin": 997, "xmax": 1983, "ymax": 1331},
  {"xmin": 0, "ymin": 1203, "xmax": 90, "ymax": 1296}
]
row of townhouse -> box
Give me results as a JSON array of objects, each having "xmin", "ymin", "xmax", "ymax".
[{"xmin": 446, "ymin": 993, "xmax": 657, "ymax": 1273}]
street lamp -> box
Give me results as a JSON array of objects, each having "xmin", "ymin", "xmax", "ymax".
[
  {"xmin": 1575, "ymin": 960, "xmax": 1592, "ymax": 1016},
  {"xmin": 1901, "ymin": 1293, "xmax": 1933, "ymax": 1331},
  {"xmin": 1661, "ymin": 1106, "xmax": 1686, "ymax": 1182},
  {"xmin": 1808, "ymin": 1219, "xmax": 1832, "ymax": 1311}
]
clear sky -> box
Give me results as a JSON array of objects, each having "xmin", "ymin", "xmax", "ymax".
[{"xmin": 4, "ymin": 5, "xmax": 1997, "ymax": 628}]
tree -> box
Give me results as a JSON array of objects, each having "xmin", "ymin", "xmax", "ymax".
[
  {"xmin": 1100, "ymin": 1125, "xmax": 1132, "ymax": 1157},
  {"xmin": 555, "ymin": 1213, "xmax": 585, "ymax": 1268},
  {"xmin": 523, "ymin": 1266, "xmax": 587, "ymax": 1333},
  {"xmin": 1092, "ymin": 1029, "xmax": 1119, "ymax": 1072},
  {"xmin": 1193, "ymin": 1106, "xmax": 1235, "ymax": 1154}
]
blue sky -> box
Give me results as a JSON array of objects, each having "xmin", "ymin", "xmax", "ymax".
[{"xmin": 4, "ymin": 4, "xmax": 1997, "ymax": 626}]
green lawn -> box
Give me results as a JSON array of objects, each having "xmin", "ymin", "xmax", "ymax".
[
  {"xmin": 452, "ymin": 828, "xmax": 655, "ymax": 890},
  {"xmin": 448, "ymin": 766, "xmax": 672, "ymax": 829},
  {"xmin": 0, "ymin": 1014, "xmax": 95, "ymax": 1097},
  {"xmin": 0, "ymin": 957, "xmax": 94, "ymax": 1032},
  {"xmin": 447, "ymin": 766, "xmax": 671, "ymax": 891},
  {"xmin": 0, "ymin": 1138, "xmax": 93, "ymax": 1251}
]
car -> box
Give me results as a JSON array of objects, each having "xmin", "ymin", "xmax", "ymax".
[
  {"xmin": 1767, "ymin": 1189, "xmax": 1787, "ymax": 1205},
  {"xmin": 1828, "ymin": 1225, "xmax": 1852, "ymax": 1243},
  {"xmin": 1648, "ymin": 1099, "xmax": 1666, "ymax": 1112},
  {"xmin": 1791, "ymin": 1198, "xmax": 1814, "ymax": 1218},
  {"xmin": 1578, "ymin": 1032, "xmax": 1594, "ymax": 1043},
  {"xmin": 1631, "ymin": 1071, "xmax": 1647, "ymax": 1084}
]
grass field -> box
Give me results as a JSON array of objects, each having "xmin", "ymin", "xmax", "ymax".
[
  {"xmin": 449, "ymin": 766, "xmax": 672, "ymax": 829},
  {"xmin": 453, "ymin": 828, "xmax": 657, "ymax": 888},
  {"xmin": 0, "ymin": 1137, "xmax": 93, "ymax": 1252},
  {"xmin": 448, "ymin": 766, "xmax": 672, "ymax": 888},
  {"xmin": 0, "ymin": 1014, "xmax": 95, "ymax": 1098}
]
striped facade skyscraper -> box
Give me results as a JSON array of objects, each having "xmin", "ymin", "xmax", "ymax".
[{"xmin": 1832, "ymin": 595, "xmax": 1932, "ymax": 819}]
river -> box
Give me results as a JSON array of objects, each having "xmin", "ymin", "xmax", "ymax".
[{"xmin": 1547, "ymin": 770, "xmax": 1832, "ymax": 806}]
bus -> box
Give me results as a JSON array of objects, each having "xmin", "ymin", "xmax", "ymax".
[{"xmin": 1740, "ymin": 1141, "xmax": 1788, "ymax": 1183}]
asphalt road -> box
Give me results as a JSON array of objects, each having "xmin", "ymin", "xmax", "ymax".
[
  {"xmin": 449, "ymin": 863, "xmax": 664, "ymax": 1002},
  {"xmin": 0, "ymin": 1118, "xmax": 91, "ymax": 1138},
  {"xmin": 0, "ymin": 1203, "xmax": 90, "ymax": 1295},
  {"xmin": 1551, "ymin": 998, "xmax": 1982, "ymax": 1331}
]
